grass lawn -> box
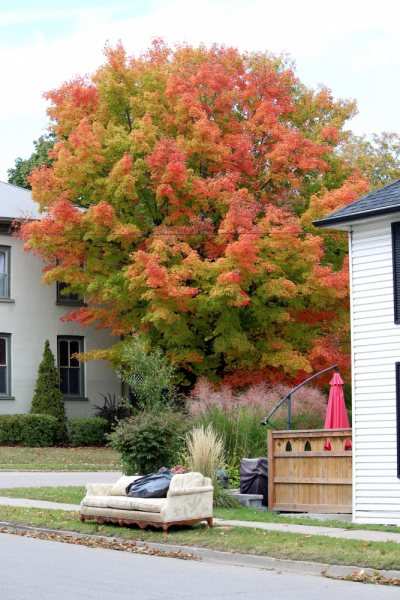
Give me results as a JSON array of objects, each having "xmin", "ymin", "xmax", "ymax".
[
  {"xmin": 1, "ymin": 504, "xmax": 400, "ymax": 571},
  {"xmin": 0, "ymin": 447, "xmax": 122, "ymax": 471},
  {"xmin": 3, "ymin": 486, "xmax": 400, "ymax": 537}
]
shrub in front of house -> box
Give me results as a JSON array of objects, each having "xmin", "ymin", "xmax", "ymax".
[
  {"xmin": 30, "ymin": 339, "xmax": 68, "ymax": 443},
  {"xmin": 0, "ymin": 414, "xmax": 57, "ymax": 447},
  {"xmin": 68, "ymin": 417, "xmax": 108, "ymax": 447},
  {"xmin": 108, "ymin": 410, "xmax": 191, "ymax": 475}
]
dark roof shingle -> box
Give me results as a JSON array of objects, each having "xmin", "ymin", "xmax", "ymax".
[{"xmin": 313, "ymin": 178, "xmax": 400, "ymax": 227}]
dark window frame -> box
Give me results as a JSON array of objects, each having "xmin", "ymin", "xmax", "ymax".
[
  {"xmin": 392, "ymin": 223, "xmax": 400, "ymax": 324},
  {"xmin": 0, "ymin": 333, "xmax": 12, "ymax": 399},
  {"xmin": 396, "ymin": 362, "xmax": 400, "ymax": 479},
  {"xmin": 0, "ymin": 246, "xmax": 11, "ymax": 300},
  {"xmin": 57, "ymin": 336, "xmax": 86, "ymax": 400},
  {"xmin": 56, "ymin": 281, "xmax": 85, "ymax": 306}
]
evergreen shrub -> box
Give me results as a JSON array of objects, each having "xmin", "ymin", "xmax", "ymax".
[
  {"xmin": 0, "ymin": 414, "xmax": 57, "ymax": 447},
  {"xmin": 68, "ymin": 417, "xmax": 108, "ymax": 446},
  {"xmin": 108, "ymin": 410, "xmax": 191, "ymax": 475},
  {"xmin": 30, "ymin": 340, "xmax": 68, "ymax": 443}
]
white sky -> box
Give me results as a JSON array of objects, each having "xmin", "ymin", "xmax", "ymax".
[{"xmin": 1, "ymin": 0, "xmax": 400, "ymax": 181}]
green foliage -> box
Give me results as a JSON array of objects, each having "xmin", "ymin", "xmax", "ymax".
[
  {"xmin": 108, "ymin": 410, "xmax": 191, "ymax": 475},
  {"xmin": 7, "ymin": 133, "xmax": 55, "ymax": 190},
  {"xmin": 224, "ymin": 463, "xmax": 240, "ymax": 489},
  {"xmin": 30, "ymin": 339, "xmax": 68, "ymax": 443},
  {"xmin": 213, "ymin": 484, "xmax": 241, "ymax": 509},
  {"xmin": 340, "ymin": 132, "xmax": 400, "ymax": 191},
  {"xmin": 117, "ymin": 335, "xmax": 175, "ymax": 411},
  {"xmin": 68, "ymin": 417, "xmax": 108, "ymax": 447},
  {"xmin": 195, "ymin": 407, "xmax": 268, "ymax": 467},
  {"xmin": 195, "ymin": 406, "xmax": 325, "ymax": 467},
  {"xmin": 0, "ymin": 414, "xmax": 57, "ymax": 447}
]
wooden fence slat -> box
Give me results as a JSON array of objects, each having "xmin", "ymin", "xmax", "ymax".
[
  {"xmin": 273, "ymin": 503, "xmax": 352, "ymax": 513},
  {"xmin": 268, "ymin": 429, "xmax": 275, "ymax": 511},
  {"xmin": 274, "ymin": 477, "xmax": 352, "ymax": 485},
  {"xmin": 274, "ymin": 451, "xmax": 352, "ymax": 458},
  {"xmin": 272, "ymin": 429, "xmax": 352, "ymax": 439}
]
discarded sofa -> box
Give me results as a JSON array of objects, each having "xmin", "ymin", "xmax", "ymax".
[{"xmin": 80, "ymin": 471, "xmax": 213, "ymax": 533}]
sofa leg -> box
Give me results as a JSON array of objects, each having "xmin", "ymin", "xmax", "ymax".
[
  {"xmin": 80, "ymin": 515, "xmax": 85, "ymax": 523},
  {"xmin": 162, "ymin": 524, "xmax": 169, "ymax": 534},
  {"xmin": 118, "ymin": 520, "xmax": 124, "ymax": 528},
  {"xmin": 207, "ymin": 517, "xmax": 213, "ymax": 528}
]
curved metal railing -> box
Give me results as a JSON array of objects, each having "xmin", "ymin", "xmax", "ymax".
[{"xmin": 261, "ymin": 365, "xmax": 338, "ymax": 430}]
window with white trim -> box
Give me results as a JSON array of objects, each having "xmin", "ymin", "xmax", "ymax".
[
  {"xmin": 0, "ymin": 247, "xmax": 10, "ymax": 299},
  {"xmin": 0, "ymin": 334, "xmax": 11, "ymax": 397}
]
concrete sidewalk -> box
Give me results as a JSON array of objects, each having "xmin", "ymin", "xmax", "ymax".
[
  {"xmin": 1, "ymin": 495, "xmax": 400, "ymax": 545},
  {"xmin": 0, "ymin": 471, "xmax": 122, "ymax": 488},
  {"xmin": 0, "ymin": 497, "xmax": 80, "ymax": 511}
]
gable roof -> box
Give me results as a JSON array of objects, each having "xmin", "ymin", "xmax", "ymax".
[
  {"xmin": 313, "ymin": 178, "xmax": 400, "ymax": 228},
  {"xmin": 0, "ymin": 181, "xmax": 42, "ymax": 221}
]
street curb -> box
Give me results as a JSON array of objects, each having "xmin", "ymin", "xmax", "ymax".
[{"xmin": 1, "ymin": 520, "xmax": 400, "ymax": 579}]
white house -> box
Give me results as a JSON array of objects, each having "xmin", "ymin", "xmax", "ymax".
[
  {"xmin": 314, "ymin": 179, "xmax": 400, "ymax": 525},
  {"xmin": 0, "ymin": 181, "xmax": 121, "ymax": 419}
]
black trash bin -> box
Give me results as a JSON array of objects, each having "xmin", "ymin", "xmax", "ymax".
[{"xmin": 240, "ymin": 457, "xmax": 268, "ymax": 507}]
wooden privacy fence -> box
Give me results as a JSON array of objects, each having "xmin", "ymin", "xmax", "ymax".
[{"xmin": 268, "ymin": 428, "xmax": 352, "ymax": 513}]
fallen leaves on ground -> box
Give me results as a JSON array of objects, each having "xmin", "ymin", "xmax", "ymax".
[
  {"xmin": 330, "ymin": 569, "xmax": 400, "ymax": 587},
  {"xmin": 0, "ymin": 527, "xmax": 198, "ymax": 561}
]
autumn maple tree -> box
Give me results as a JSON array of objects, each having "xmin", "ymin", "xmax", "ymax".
[{"xmin": 19, "ymin": 41, "xmax": 368, "ymax": 389}]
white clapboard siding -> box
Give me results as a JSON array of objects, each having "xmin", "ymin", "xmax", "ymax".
[{"xmin": 351, "ymin": 218, "xmax": 400, "ymax": 525}]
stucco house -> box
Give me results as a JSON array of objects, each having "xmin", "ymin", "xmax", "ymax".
[
  {"xmin": 0, "ymin": 181, "xmax": 120, "ymax": 419},
  {"xmin": 314, "ymin": 178, "xmax": 400, "ymax": 525}
]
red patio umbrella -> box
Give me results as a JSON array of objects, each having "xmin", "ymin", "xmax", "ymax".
[{"xmin": 324, "ymin": 371, "xmax": 350, "ymax": 429}]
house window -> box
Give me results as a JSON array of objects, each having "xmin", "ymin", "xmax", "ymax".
[
  {"xmin": 392, "ymin": 223, "xmax": 400, "ymax": 323},
  {"xmin": 56, "ymin": 282, "xmax": 83, "ymax": 304},
  {"xmin": 396, "ymin": 363, "xmax": 400, "ymax": 479},
  {"xmin": 58, "ymin": 337, "xmax": 84, "ymax": 397},
  {"xmin": 0, "ymin": 334, "xmax": 11, "ymax": 397},
  {"xmin": 0, "ymin": 247, "xmax": 10, "ymax": 299}
]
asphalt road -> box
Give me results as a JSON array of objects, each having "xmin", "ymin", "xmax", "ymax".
[
  {"xmin": 0, "ymin": 533, "xmax": 396, "ymax": 600},
  {"xmin": 0, "ymin": 471, "xmax": 122, "ymax": 488}
]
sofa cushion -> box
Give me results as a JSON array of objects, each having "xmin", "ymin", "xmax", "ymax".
[
  {"xmin": 82, "ymin": 495, "xmax": 166, "ymax": 513},
  {"xmin": 106, "ymin": 497, "xmax": 166, "ymax": 513},
  {"xmin": 80, "ymin": 505, "xmax": 165, "ymax": 523},
  {"xmin": 81, "ymin": 496, "xmax": 113, "ymax": 509},
  {"xmin": 110, "ymin": 475, "xmax": 141, "ymax": 496},
  {"xmin": 169, "ymin": 472, "xmax": 203, "ymax": 490}
]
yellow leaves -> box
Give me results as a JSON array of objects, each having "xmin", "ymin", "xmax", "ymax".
[{"xmin": 263, "ymin": 277, "xmax": 298, "ymax": 299}]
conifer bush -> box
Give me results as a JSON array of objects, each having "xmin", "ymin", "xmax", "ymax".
[{"xmin": 30, "ymin": 339, "xmax": 68, "ymax": 443}]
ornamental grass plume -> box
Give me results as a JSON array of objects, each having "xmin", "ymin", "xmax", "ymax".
[
  {"xmin": 188, "ymin": 378, "xmax": 327, "ymax": 425},
  {"xmin": 186, "ymin": 424, "xmax": 224, "ymax": 486}
]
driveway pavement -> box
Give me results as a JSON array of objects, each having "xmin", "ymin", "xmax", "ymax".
[{"xmin": 1, "ymin": 532, "xmax": 397, "ymax": 600}]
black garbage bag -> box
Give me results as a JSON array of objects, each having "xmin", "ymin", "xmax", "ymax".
[
  {"xmin": 240, "ymin": 458, "xmax": 268, "ymax": 507},
  {"xmin": 126, "ymin": 468, "xmax": 173, "ymax": 498}
]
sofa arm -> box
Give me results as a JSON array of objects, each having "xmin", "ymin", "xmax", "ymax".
[
  {"xmin": 168, "ymin": 486, "xmax": 214, "ymax": 497},
  {"xmin": 162, "ymin": 489, "xmax": 213, "ymax": 522},
  {"xmin": 85, "ymin": 483, "xmax": 114, "ymax": 496}
]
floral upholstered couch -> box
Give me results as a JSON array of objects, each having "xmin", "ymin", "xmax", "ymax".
[{"xmin": 80, "ymin": 472, "xmax": 213, "ymax": 532}]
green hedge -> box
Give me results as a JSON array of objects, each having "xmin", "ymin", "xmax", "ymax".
[
  {"xmin": 0, "ymin": 414, "xmax": 57, "ymax": 447},
  {"xmin": 68, "ymin": 417, "xmax": 108, "ymax": 447}
]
